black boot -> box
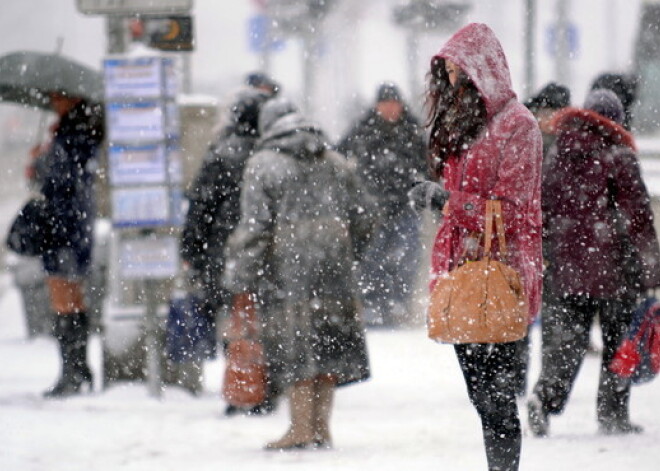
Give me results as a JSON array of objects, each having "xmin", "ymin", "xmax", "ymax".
[{"xmin": 43, "ymin": 313, "xmax": 93, "ymax": 398}]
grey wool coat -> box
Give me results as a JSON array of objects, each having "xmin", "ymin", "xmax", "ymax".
[{"xmin": 223, "ymin": 100, "xmax": 376, "ymax": 388}]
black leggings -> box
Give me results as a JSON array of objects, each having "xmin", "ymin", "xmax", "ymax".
[{"xmin": 455, "ymin": 342, "xmax": 521, "ymax": 471}]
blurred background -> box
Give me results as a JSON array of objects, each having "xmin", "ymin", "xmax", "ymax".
[{"xmin": 2, "ymin": 0, "xmax": 660, "ymax": 334}]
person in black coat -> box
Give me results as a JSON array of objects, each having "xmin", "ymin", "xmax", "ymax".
[
  {"xmin": 180, "ymin": 88, "xmax": 271, "ymax": 412},
  {"xmin": 337, "ymin": 83, "xmax": 427, "ymax": 326},
  {"xmin": 39, "ymin": 92, "xmax": 104, "ymax": 397}
]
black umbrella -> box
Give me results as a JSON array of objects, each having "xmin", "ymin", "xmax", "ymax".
[{"xmin": 0, "ymin": 51, "xmax": 103, "ymax": 110}]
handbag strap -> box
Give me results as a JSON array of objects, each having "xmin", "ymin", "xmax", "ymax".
[{"xmin": 484, "ymin": 200, "xmax": 508, "ymax": 260}]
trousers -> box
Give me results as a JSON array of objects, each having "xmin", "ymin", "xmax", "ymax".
[
  {"xmin": 455, "ymin": 342, "xmax": 521, "ymax": 471},
  {"xmin": 531, "ymin": 295, "xmax": 633, "ymax": 425}
]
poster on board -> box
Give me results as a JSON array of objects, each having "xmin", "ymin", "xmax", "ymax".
[{"xmin": 108, "ymin": 144, "xmax": 168, "ymax": 186}]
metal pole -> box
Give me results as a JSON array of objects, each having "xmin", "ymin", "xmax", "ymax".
[
  {"xmin": 261, "ymin": 3, "xmax": 272, "ymax": 73},
  {"xmin": 145, "ymin": 278, "xmax": 162, "ymax": 399},
  {"xmin": 182, "ymin": 53, "xmax": 192, "ymax": 94},
  {"xmin": 406, "ymin": 30, "xmax": 422, "ymax": 115},
  {"xmin": 302, "ymin": 31, "xmax": 317, "ymax": 116},
  {"xmin": 523, "ymin": 0, "xmax": 537, "ymax": 100},
  {"xmin": 106, "ymin": 16, "xmax": 128, "ymax": 54},
  {"xmin": 555, "ymin": 0, "xmax": 570, "ymax": 86}
]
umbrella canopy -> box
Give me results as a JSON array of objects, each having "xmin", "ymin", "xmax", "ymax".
[{"xmin": 0, "ymin": 51, "xmax": 103, "ymax": 110}]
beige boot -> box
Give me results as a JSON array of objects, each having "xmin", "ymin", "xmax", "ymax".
[
  {"xmin": 265, "ymin": 380, "xmax": 315, "ymax": 450},
  {"xmin": 313, "ymin": 377, "xmax": 335, "ymax": 448}
]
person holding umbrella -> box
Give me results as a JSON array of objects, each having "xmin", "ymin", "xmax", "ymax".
[
  {"xmin": 0, "ymin": 51, "xmax": 105, "ymax": 397},
  {"xmin": 36, "ymin": 90, "xmax": 104, "ymax": 397}
]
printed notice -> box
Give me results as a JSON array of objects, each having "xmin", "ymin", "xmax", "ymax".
[
  {"xmin": 107, "ymin": 102, "xmax": 164, "ymax": 143},
  {"xmin": 104, "ymin": 57, "xmax": 162, "ymax": 99},
  {"xmin": 119, "ymin": 235, "xmax": 179, "ymax": 279},
  {"xmin": 111, "ymin": 186, "xmax": 170, "ymax": 227},
  {"xmin": 108, "ymin": 144, "xmax": 168, "ymax": 185}
]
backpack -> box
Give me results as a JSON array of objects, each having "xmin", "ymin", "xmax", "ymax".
[{"xmin": 609, "ymin": 297, "xmax": 660, "ymax": 385}]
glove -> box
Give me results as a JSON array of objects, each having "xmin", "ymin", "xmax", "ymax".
[{"xmin": 407, "ymin": 180, "xmax": 450, "ymax": 213}]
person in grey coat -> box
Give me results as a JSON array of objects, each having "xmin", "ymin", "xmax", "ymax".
[{"xmin": 223, "ymin": 98, "xmax": 375, "ymax": 450}]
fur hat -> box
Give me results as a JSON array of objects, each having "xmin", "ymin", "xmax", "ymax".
[{"xmin": 584, "ymin": 88, "xmax": 625, "ymax": 125}]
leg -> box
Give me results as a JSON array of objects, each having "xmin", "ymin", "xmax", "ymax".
[
  {"xmin": 511, "ymin": 330, "xmax": 530, "ymax": 397},
  {"xmin": 455, "ymin": 343, "xmax": 521, "ymax": 471},
  {"xmin": 265, "ymin": 379, "xmax": 315, "ymax": 450},
  {"xmin": 382, "ymin": 209, "xmax": 421, "ymax": 325},
  {"xmin": 43, "ymin": 277, "xmax": 92, "ymax": 398},
  {"xmin": 529, "ymin": 295, "xmax": 593, "ymax": 434},
  {"xmin": 596, "ymin": 299, "xmax": 641, "ymax": 434},
  {"xmin": 312, "ymin": 374, "xmax": 336, "ymax": 448}
]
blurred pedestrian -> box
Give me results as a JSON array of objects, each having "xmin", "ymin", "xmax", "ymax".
[
  {"xmin": 506, "ymin": 82, "xmax": 572, "ymax": 397},
  {"xmin": 590, "ymin": 72, "xmax": 638, "ymax": 130},
  {"xmin": 180, "ymin": 88, "xmax": 271, "ymax": 412},
  {"xmin": 224, "ymin": 98, "xmax": 375, "ymax": 450},
  {"xmin": 527, "ymin": 89, "xmax": 660, "ymax": 436},
  {"xmin": 40, "ymin": 92, "xmax": 104, "ymax": 397},
  {"xmin": 338, "ymin": 82, "xmax": 427, "ymax": 326},
  {"xmin": 245, "ymin": 71, "xmax": 280, "ymax": 97},
  {"xmin": 409, "ymin": 23, "xmax": 543, "ymax": 471},
  {"xmin": 525, "ymin": 82, "xmax": 571, "ymax": 170}
]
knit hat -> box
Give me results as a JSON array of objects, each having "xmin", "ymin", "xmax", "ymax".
[
  {"xmin": 525, "ymin": 82, "xmax": 571, "ymax": 111},
  {"xmin": 376, "ymin": 82, "xmax": 403, "ymax": 102},
  {"xmin": 584, "ymin": 88, "xmax": 625, "ymax": 125},
  {"xmin": 245, "ymin": 71, "xmax": 280, "ymax": 96}
]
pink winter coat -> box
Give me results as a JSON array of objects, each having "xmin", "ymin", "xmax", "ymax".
[{"xmin": 430, "ymin": 23, "xmax": 544, "ymax": 322}]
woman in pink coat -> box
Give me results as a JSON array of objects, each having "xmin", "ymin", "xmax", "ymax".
[{"xmin": 410, "ymin": 23, "xmax": 543, "ymax": 471}]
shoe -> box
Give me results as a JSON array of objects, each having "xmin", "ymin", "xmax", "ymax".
[
  {"xmin": 43, "ymin": 372, "xmax": 93, "ymax": 398},
  {"xmin": 248, "ymin": 397, "xmax": 276, "ymax": 416},
  {"xmin": 599, "ymin": 420, "xmax": 644, "ymax": 435},
  {"xmin": 265, "ymin": 381, "xmax": 315, "ymax": 450},
  {"xmin": 527, "ymin": 395, "xmax": 549, "ymax": 437},
  {"xmin": 224, "ymin": 404, "xmax": 243, "ymax": 416}
]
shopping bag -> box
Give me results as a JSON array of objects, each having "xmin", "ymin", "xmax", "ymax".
[
  {"xmin": 221, "ymin": 293, "xmax": 267, "ymax": 407},
  {"xmin": 166, "ymin": 292, "xmax": 217, "ymax": 363},
  {"xmin": 428, "ymin": 200, "xmax": 528, "ymax": 344},
  {"xmin": 610, "ymin": 297, "xmax": 660, "ymax": 385}
]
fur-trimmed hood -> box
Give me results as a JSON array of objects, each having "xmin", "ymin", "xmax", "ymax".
[{"xmin": 551, "ymin": 107, "xmax": 636, "ymax": 154}]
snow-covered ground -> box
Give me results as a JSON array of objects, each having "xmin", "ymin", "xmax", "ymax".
[{"xmin": 1, "ymin": 275, "xmax": 659, "ymax": 471}]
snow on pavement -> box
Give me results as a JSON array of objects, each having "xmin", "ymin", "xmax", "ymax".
[{"xmin": 1, "ymin": 275, "xmax": 659, "ymax": 471}]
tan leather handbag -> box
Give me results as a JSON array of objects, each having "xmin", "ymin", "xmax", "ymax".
[{"xmin": 428, "ymin": 200, "xmax": 528, "ymax": 344}]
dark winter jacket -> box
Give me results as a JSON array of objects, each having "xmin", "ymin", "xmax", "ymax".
[
  {"xmin": 180, "ymin": 89, "xmax": 269, "ymax": 273},
  {"xmin": 181, "ymin": 129, "xmax": 258, "ymax": 273},
  {"xmin": 40, "ymin": 100, "xmax": 104, "ymax": 277},
  {"xmin": 337, "ymin": 107, "xmax": 426, "ymax": 214},
  {"xmin": 543, "ymin": 107, "xmax": 660, "ymax": 298},
  {"xmin": 223, "ymin": 100, "xmax": 376, "ymax": 387},
  {"xmin": 430, "ymin": 23, "xmax": 544, "ymax": 321}
]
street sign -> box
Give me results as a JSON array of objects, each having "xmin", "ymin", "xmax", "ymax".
[
  {"xmin": 146, "ymin": 16, "xmax": 194, "ymax": 52},
  {"xmin": 77, "ymin": 0, "xmax": 193, "ymax": 15}
]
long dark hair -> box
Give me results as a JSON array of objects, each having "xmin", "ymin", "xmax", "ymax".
[{"xmin": 425, "ymin": 57, "xmax": 487, "ymax": 180}]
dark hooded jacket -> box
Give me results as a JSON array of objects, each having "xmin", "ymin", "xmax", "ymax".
[
  {"xmin": 223, "ymin": 99, "xmax": 376, "ymax": 387},
  {"xmin": 337, "ymin": 105, "xmax": 426, "ymax": 214},
  {"xmin": 180, "ymin": 89, "xmax": 269, "ymax": 273},
  {"xmin": 543, "ymin": 102, "xmax": 660, "ymax": 297},
  {"xmin": 41, "ymin": 100, "xmax": 104, "ymax": 277}
]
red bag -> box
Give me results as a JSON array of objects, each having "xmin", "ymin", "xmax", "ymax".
[{"xmin": 221, "ymin": 293, "xmax": 267, "ymax": 407}]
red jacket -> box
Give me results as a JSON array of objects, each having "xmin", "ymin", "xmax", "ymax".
[
  {"xmin": 543, "ymin": 107, "xmax": 660, "ymax": 297},
  {"xmin": 430, "ymin": 23, "xmax": 544, "ymax": 322}
]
